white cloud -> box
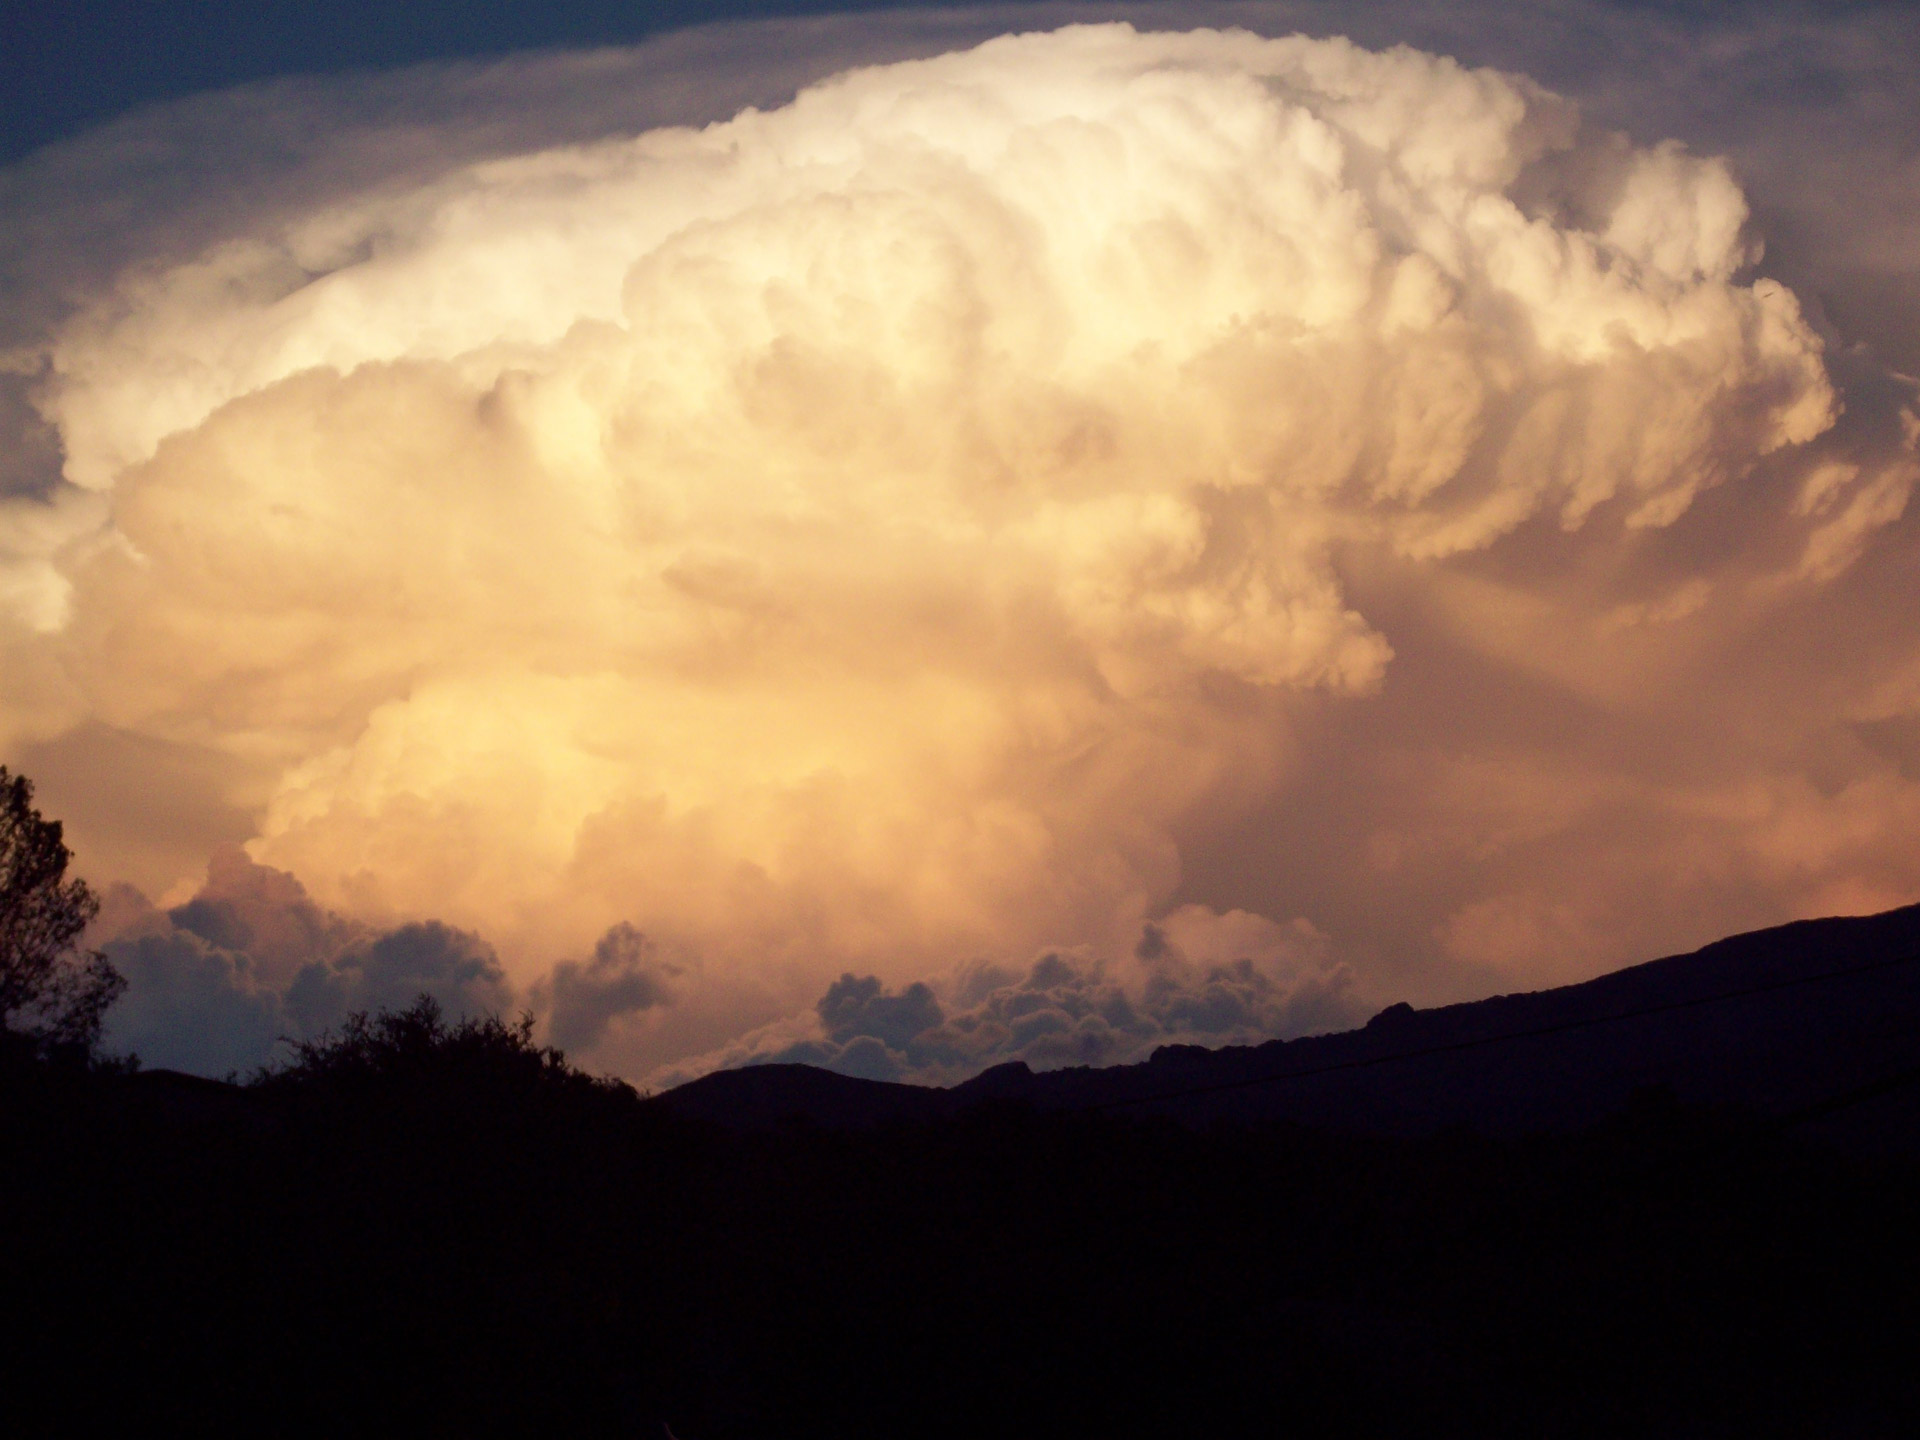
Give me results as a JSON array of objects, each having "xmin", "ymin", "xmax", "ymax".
[{"xmin": 5, "ymin": 5, "xmax": 1918, "ymax": 1082}]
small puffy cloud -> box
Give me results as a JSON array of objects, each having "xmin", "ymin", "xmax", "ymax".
[
  {"xmin": 819, "ymin": 973, "xmax": 945, "ymax": 1051},
  {"xmin": 167, "ymin": 844, "xmax": 363, "ymax": 986},
  {"xmin": 542, "ymin": 922, "xmax": 678, "ymax": 1052},
  {"xmin": 96, "ymin": 854, "xmax": 516, "ymax": 1074},
  {"xmin": 284, "ymin": 920, "xmax": 513, "ymax": 1039},
  {"xmin": 662, "ymin": 904, "xmax": 1359, "ymax": 1087},
  {"xmin": 101, "ymin": 928, "xmax": 287, "ymax": 1077}
]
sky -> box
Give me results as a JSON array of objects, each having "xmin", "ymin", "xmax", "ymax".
[{"xmin": 2, "ymin": 0, "xmax": 1917, "ymax": 1086}]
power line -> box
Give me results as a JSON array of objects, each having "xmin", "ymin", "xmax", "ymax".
[
  {"xmin": 1772, "ymin": 1060, "xmax": 1920, "ymax": 1133},
  {"xmin": 1087, "ymin": 944, "xmax": 1920, "ymax": 1113}
]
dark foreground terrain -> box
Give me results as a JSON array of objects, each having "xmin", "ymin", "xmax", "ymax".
[{"xmin": 7, "ymin": 908, "xmax": 1920, "ymax": 1438}]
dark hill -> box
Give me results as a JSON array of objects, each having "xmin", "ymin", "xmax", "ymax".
[
  {"xmin": 656, "ymin": 1060, "xmax": 949, "ymax": 1129},
  {"xmin": 6, "ymin": 915, "xmax": 1920, "ymax": 1437},
  {"xmin": 659, "ymin": 904, "xmax": 1920, "ymax": 1149}
]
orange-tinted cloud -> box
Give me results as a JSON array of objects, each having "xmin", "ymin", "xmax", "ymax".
[{"xmin": 4, "ymin": 11, "xmax": 1918, "ymax": 1082}]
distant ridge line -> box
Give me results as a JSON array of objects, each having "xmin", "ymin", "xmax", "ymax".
[{"xmin": 1089, "ymin": 944, "xmax": 1920, "ymax": 1113}]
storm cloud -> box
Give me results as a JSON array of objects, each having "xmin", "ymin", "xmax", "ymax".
[
  {"xmin": 540, "ymin": 922, "xmax": 680, "ymax": 1052},
  {"xmin": 96, "ymin": 850, "xmax": 514, "ymax": 1073},
  {"xmin": 4, "ymin": 3, "xmax": 1918, "ymax": 1082}
]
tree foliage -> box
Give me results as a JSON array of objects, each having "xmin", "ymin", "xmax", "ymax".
[
  {"xmin": 0, "ymin": 765, "xmax": 124, "ymax": 1058},
  {"xmin": 254, "ymin": 992, "xmax": 635, "ymax": 1104}
]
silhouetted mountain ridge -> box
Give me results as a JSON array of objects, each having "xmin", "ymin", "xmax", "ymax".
[
  {"xmin": 660, "ymin": 903, "xmax": 1920, "ymax": 1149},
  {"xmin": 7, "ymin": 911, "xmax": 1920, "ymax": 1435}
]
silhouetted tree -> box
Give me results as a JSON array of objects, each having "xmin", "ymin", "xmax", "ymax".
[
  {"xmin": 255, "ymin": 992, "xmax": 633, "ymax": 1103},
  {"xmin": 0, "ymin": 765, "xmax": 123, "ymax": 1061}
]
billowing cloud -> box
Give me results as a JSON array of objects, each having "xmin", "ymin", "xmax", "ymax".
[
  {"xmin": 664, "ymin": 904, "xmax": 1357, "ymax": 1086},
  {"xmin": 5, "ymin": 6, "xmax": 1920, "ymax": 1083},
  {"xmin": 539, "ymin": 922, "xmax": 680, "ymax": 1052},
  {"xmin": 96, "ymin": 850, "xmax": 513, "ymax": 1072},
  {"xmin": 100, "ymin": 924, "xmax": 289, "ymax": 1078}
]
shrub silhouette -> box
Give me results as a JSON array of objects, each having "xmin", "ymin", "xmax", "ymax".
[
  {"xmin": 258, "ymin": 993, "xmax": 595, "ymax": 1091},
  {"xmin": 4, "ymin": 991, "xmax": 1919, "ymax": 1437}
]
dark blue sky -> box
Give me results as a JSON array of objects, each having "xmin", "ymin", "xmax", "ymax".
[
  {"xmin": 0, "ymin": 1, "xmax": 947, "ymax": 164},
  {"xmin": 2, "ymin": 0, "xmax": 1820, "ymax": 167}
]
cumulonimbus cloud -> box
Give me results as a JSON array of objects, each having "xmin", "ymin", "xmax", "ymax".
[{"xmin": 5, "ymin": 9, "xmax": 1919, "ymax": 1082}]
